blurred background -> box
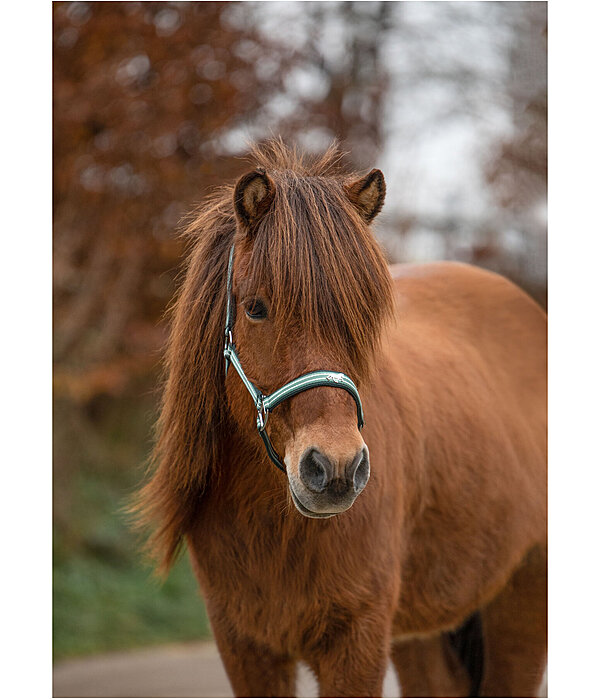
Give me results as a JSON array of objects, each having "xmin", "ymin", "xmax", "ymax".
[{"xmin": 53, "ymin": 0, "xmax": 547, "ymax": 662}]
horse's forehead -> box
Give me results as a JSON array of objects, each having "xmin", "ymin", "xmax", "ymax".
[
  {"xmin": 232, "ymin": 254, "xmax": 253, "ymax": 288},
  {"xmin": 233, "ymin": 248, "xmax": 262, "ymax": 293}
]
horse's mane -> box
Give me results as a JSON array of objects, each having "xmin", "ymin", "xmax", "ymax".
[{"xmin": 133, "ymin": 140, "xmax": 393, "ymax": 572}]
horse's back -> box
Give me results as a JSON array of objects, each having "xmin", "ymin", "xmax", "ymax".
[
  {"xmin": 387, "ymin": 260, "xmax": 546, "ymax": 458},
  {"xmin": 388, "ymin": 261, "xmax": 546, "ymax": 408},
  {"xmin": 389, "ymin": 260, "xmax": 546, "ymax": 331}
]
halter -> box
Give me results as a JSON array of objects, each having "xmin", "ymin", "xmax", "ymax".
[{"xmin": 223, "ymin": 244, "xmax": 364, "ymax": 473}]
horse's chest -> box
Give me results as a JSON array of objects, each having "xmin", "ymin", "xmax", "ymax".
[
  {"xmin": 191, "ymin": 545, "xmax": 327, "ymax": 652},
  {"xmin": 188, "ymin": 518, "xmax": 369, "ymax": 654}
]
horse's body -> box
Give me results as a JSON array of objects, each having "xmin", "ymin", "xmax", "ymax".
[{"xmin": 136, "ymin": 142, "xmax": 547, "ymax": 697}]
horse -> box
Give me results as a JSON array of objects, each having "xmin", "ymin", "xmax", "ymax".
[{"xmin": 134, "ymin": 140, "xmax": 547, "ymax": 697}]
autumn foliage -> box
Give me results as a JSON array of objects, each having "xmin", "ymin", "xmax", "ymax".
[{"xmin": 54, "ymin": 2, "xmax": 285, "ymax": 401}]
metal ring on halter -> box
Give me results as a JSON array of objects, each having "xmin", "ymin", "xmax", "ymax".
[{"xmin": 256, "ymin": 397, "xmax": 269, "ymax": 431}]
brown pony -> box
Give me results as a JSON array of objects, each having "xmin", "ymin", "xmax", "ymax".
[{"xmin": 134, "ymin": 141, "xmax": 547, "ymax": 697}]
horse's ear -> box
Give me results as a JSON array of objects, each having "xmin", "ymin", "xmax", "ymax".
[
  {"xmin": 344, "ymin": 169, "xmax": 386, "ymax": 223},
  {"xmin": 233, "ymin": 168, "xmax": 275, "ymax": 231}
]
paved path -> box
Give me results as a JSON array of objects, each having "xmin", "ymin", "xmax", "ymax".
[{"xmin": 53, "ymin": 641, "xmax": 400, "ymax": 698}]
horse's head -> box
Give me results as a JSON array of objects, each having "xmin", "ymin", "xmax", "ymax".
[{"xmin": 226, "ymin": 148, "xmax": 392, "ymax": 518}]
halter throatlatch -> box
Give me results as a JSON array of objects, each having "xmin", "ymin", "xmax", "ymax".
[{"xmin": 223, "ymin": 244, "xmax": 364, "ymax": 473}]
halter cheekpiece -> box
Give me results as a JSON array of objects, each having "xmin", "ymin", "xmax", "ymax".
[{"xmin": 223, "ymin": 244, "xmax": 364, "ymax": 473}]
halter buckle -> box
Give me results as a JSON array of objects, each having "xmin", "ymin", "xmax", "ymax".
[
  {"xmin": 256, "ymin": 396, "xmax": 269, "ymax": 431},
  {"xmin": 224, "ymin": 329, "xmax": 233, "ymax": 375}
]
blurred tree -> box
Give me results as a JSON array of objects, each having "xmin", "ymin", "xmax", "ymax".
[
  {"xmin": 485, "ymin": 2, "xmax": 547, "ymax": 303},
  {"xmin": 355, "ymin": 1, "xmax": 547, "ymax": 306},
  {"xmin": 53, "ymin": 1, "xmax": 290, "ymax": 400},
  {"xmin": 279, "ymin": 1, "xmax": 392, "ymax": 166},
  {"xmin": 487, "ymin": 3, "xmax": 547, "ymax": 212}
]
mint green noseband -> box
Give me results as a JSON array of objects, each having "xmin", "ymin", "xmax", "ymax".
[{"xmin": 223, "ymin": 244, "xmax": 364, "ymax": 473}]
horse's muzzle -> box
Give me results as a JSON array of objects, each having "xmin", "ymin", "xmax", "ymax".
[{"xmin": 288, "ymin": 445, "xmax": 370, "ymax": 518}]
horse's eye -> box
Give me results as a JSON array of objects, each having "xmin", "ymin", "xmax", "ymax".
[{"xmin": 245, "ymin": 299, "xmax": 268, "ymax": 320}]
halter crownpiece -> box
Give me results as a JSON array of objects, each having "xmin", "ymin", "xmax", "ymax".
[{"xmin": 223, "ymin": 244, "xmax": 364, "ymax": 473}]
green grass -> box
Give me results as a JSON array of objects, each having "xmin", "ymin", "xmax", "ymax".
[
  {"xmin": 53, "ymin": 388, "xmax": 212, "ymax": 660},
  {"xmin": 53, "ymin": 548, "xmax": 210, "ymax": 659}
]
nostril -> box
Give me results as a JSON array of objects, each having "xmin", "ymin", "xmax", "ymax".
[
  {"xmin": 348, "ymin": 447, "xmax": 370, "ymax": 493},
  {"xmin": 299, "ymin": 449, "xmax": 331, "ymax": 493},
  {"xmin": 353, "ymin": 456, "xmax": 370, "ymax": 492}
]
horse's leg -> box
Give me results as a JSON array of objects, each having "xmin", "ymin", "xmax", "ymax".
[
  {"xmin": 209, "ymin": 615, "xmax": 296, "ymax": 697},
  {"xmin": 391, "ymin": 634, "xmax": 471, "ymax": 697},
  {"xmin": 479, "ymin": 545, "xmax": 547, "ymax": 697},
  {"xmin": 304, "ymin": 610, "xmax": 391, "ymax": 697}
]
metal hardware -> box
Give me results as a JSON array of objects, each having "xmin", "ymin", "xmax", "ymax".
[{"xmin": 256, "ymin": 396, "xmax": 269, "ymax": 431}]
